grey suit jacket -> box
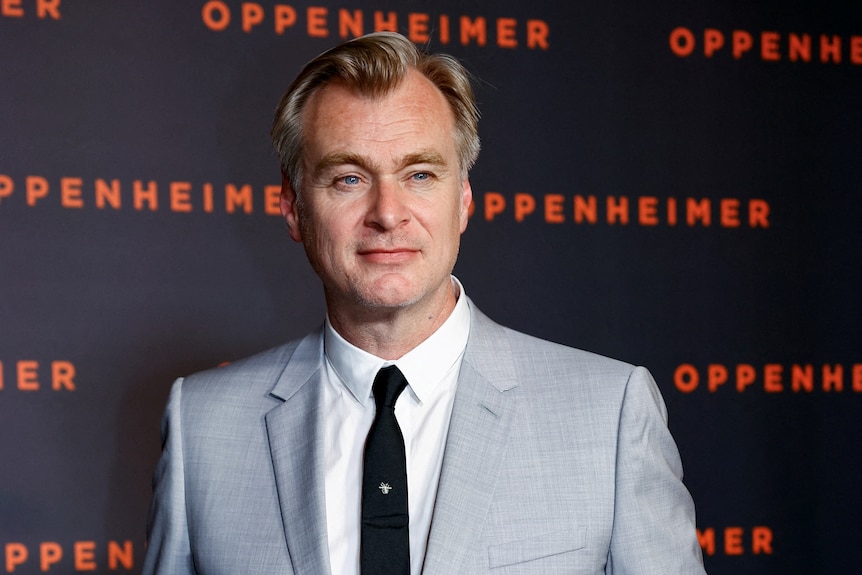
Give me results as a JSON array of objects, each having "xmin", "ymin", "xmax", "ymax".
[{"xmin": 143, "ymin": 302, "xmax": 706, "ymax": 574}]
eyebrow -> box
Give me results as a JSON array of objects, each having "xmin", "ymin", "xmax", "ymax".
[
  {"xmin": 311, "ymin": 149, "xmax": 450, "ymax": 180},
  {"xmin": 398, "ymin": 151, "xmax": 448, "ymax": 170},
  {"xmin": 312, "ymin": 152, "xmax": 366, "ymax": 179}
]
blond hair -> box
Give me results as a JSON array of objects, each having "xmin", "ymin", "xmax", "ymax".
[{"xmin": 271, "ymin": 32, "xmax": 480, "ymax": 190}]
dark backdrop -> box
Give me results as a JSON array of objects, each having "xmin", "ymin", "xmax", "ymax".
[{"xmin": 2, "ymin": 1, "xmax": 860, "ymax": 573}]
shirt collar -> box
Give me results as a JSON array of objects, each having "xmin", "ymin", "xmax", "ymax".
[{"xmin": 324, "ymin": 276, "xmax": 471, "ymax": 406}]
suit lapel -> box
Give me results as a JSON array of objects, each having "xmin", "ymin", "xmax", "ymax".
[
  {"xmin": 422, "ymin": 306, "xmax": 519, "ymax": 574},
  {"xmin": 265, "ymin": 330, "xmax": 332, "ymax": 575}
]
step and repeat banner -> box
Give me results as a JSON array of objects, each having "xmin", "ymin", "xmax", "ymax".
[{"xmin": 2, "ymin": 1, "xmax": 860, "ymax": 573}]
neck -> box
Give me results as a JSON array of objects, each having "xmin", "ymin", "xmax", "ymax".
[{"xmin": 327, "ymin": 281, "xmax": 458, "ymax": 360}]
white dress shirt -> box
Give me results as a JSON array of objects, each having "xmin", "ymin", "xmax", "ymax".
[{"xmin": 321, "ymin": 277, "xmax": 471, "ymax": 575}]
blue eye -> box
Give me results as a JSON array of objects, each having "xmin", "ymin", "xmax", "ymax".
[
  {"xmin": 412, "ymin": 172, "xmax": 430, "ymax": 181},
  {"xmin": 342, "ymin": 175, "xmax": 361, "ymax": 185}
]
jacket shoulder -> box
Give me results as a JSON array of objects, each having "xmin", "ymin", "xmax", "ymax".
[
  {"xmin": 179, "ymin": 332, "xmax": 318, "ymax": 401},
  {"xmin": 502, "ymin": 325, "xmax": 633, "ymax": 373},
  {"xmin": 468, "ymin": 303, "xmax": 636, "ymax": 391}
]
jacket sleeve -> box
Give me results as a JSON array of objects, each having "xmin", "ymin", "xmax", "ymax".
[
  {"xmin": 606, "ymin": 366, "xmax": 707, "ymax": 574},
  {"xmin": 142, "ymin": 378, "xmax": 197, "ymax": 575}
]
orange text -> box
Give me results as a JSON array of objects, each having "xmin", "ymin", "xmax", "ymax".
[
  {"xmin": 0, "ymin": 360, "xmax": 76, "ymax": 392},
  {"xmin": 697, "ymin": 526, "xmax": 773, "ymax": 556},
  {"xmin": 675, "ymin": 363, "xmax": 862, "ymax": 393},
  {"xmin": 200, "ymin": 1, "xmax": 549, "ymax": 49},
  {"xmin": 475, "ymin": 192, "xmax": 770, "ymax": 228},
  {"xmin": 4, "ymin": 540, "xmax": 133, "ymax": 572},
  {"xmin": 670, "ymin": 26, "xmax": 862, "ymax": 65},
  {"xmin": 0, "ymin": 174, "xmax": 282, "ymax": 216}
]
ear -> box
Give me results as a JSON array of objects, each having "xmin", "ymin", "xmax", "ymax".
[
  {"xmin": 280, "ymin": 173, "xmax": 303, "ymax": 243},
  {"xmin": 459, "ymin": 178, "xmax": 473, "ymax": 233}
]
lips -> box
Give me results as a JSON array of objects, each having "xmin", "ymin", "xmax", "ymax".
[{"xmin": 357, "ymin": 247, "xmax": 419, "ymax": 263}]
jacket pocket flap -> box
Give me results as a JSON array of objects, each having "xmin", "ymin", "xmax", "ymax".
[{"xmin": 488, "ymin": 528, "xmax": 586, "ymax": 568}]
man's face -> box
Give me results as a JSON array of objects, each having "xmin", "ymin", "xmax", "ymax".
[{"xmin": 281, "ymin": 69, "xmax": 472, "ymax": 319}]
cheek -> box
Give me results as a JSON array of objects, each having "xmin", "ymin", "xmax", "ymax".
[
  {"xmin": 425, "ymin": 213, "xmax": 463, "ymax": 259},
  {"xmin": 310, "ymin": 216, "xmax": 352, "ymax": 260}
]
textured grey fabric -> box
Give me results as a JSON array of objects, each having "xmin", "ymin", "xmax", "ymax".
[{"xmin": 143, "ymin": 300, "xmax": 706, "ymax": 574}]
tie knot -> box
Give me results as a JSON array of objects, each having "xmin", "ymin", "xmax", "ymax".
[{"xmin": 372, "ymin": 365, "xmax": 407, "ymax": 409}]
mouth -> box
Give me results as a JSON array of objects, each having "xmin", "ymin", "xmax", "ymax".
[{"xmin": 357, "ymin": 247, "xmax": 419, "ymax": 263}]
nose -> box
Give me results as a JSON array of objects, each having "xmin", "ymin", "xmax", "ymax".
[{"xmin": 365, "ymin": 177, "xmax": 411, "ymax": 231}]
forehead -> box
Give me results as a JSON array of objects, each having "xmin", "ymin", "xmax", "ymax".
[{"xmin": 300, "ymin": 70, "xmax": 457, "ymax": 161}]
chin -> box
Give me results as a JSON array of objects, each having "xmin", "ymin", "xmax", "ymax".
[{"xmin": 354, "ymin": 289, "xmax": 422, "ymax": 310}]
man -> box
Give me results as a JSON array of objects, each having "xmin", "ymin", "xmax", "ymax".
[{"xmin": 143, "ymin": 32, "xmax": 706, "ymax": 574}]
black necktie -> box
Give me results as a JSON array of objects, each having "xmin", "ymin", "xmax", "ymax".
[{"xmin": 361, "ymin": 365, "xmax": 410, "ymax": 575}]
